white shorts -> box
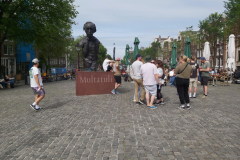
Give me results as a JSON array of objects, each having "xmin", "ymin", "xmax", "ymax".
[{"xmin": 144, "ymin": 85, "xmax": 157, "ymax": 96}]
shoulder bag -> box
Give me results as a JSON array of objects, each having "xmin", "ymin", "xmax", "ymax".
[{"xmin": 173, "ymin": 63, "xmax": 188, "ymax": 86}]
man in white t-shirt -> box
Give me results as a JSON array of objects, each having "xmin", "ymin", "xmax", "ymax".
[
  {"xmin": 140, "ymin": 55, "xmax": 161, "ymax": 109},
  {"xmin": 132, "ymin": 54, "xmax": 145, "ymax": 105},
  {"xmin": 102, "ymin": 56, "xmax": 115, "ymax": 72},
  {"xmin": 29, "ymin": 58, "xmax": 45, "ymax": 111}
]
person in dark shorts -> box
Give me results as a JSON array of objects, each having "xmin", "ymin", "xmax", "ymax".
[
  {"xmin": 112, "ymin": 61, "xmax": 121, "ymax": 94},
  {"xmin": 189, "ymin": 56, "xmax": 199, "ymax": 98},
  {"xmin": 29, "ymin": 58, "xmax": 45, "ymax": 111},
  {"xmin": 200, "ymin": 57, "xmax": 210, "ymax": 98}
]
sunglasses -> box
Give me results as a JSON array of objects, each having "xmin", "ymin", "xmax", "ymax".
[{"xmin": 151, "ymin": 62, "xmax": 155, "ymax": 63}]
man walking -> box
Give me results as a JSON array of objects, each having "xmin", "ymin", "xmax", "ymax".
[
  {"xmin": 189, "ymin": 56, "xmax": 199, "ymax": 98},
  {"xmin": 140, "ymin": 55, "xmax": 161, "ymax": 109},
  {"xmin": 29, "ymin": 58, "xmax": 45, "ymax": 111},
  {"xmin": 200, "ymin": 57, "xmax": 210, "ymax": 98},
  {"xmin": 132, "ymin": 54, "xmax": 145, "ymax": 105}
]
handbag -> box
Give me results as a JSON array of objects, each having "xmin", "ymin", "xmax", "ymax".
[
  {"xmin": 174, "ymin": 63, "xmax": 188, "ymax": 85},
  {"xmin": 161, "ymin": 73, "xmax": 165, "ymax": 79}
]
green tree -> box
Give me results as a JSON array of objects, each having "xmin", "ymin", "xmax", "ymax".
[
  {"xmin": 0, "ymin": 0, "xmax": 78, "ymax": 76},
  {"xmin": 98, "ymin": 44, "xmax": 108, "ymax": 65},
  {"xmin": 224, "ymin": 0, "xmax": 240, "ymax": 46},
  {"xmin": 179, "ymin": 26, "xmax": 199, "ymax": 56},
  {"xmin": 36, "ymin": 28, "xmax": 73, "ymax": 71},
  {"xmin": 199, "ymin": 13, "xmax": 224, "ymax": 67},
  {"xmin": 68, "ymin": 35, "xmax": 86, "ymax": 69},
  {"xmin": 138, "ymin": 42, "xmax": 161, "ymax": 61},
  {"xmin": 121, "ymin": 55, "xmax": 126, "ymax": 65},
  {"xmin": 106, "ymin": 54, "xmax": 113, "ymax": 60}
]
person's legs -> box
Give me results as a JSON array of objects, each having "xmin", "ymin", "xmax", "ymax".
[
  {"xmin": 149, "ymin": 85, "xmax": 157, "ymax": 106},
  {"xmin": 204, "ymin": 85, "xmax": 208, "ymax": 95},
  {"xmin": 156, "ymin": 84, "xmax": 162, "ymax": 103},
  {"xmin": 35, "ymin": 95, "xmax": 39, "ymax": 104},
  {"xmin": 115, "ymin": 83, "xmax": 121, "ymax": 91},
  {"xmin": 133, "ymin": 79, "xmax": 140, "ymax": 102},
  {"xmin": 150, "ymin": 95, "xmax": 155, "ymax": 106},
  {"xmin": 139, "ymin": 79, "xmax": 145, "ymax": 101},
  {"xmin": 156, "ymin": 84, "xmax": 160, "ymax": 101},
  {"xmin": 35, "ymin": 95, "xmax": 45, "ymax": 104},
  {"xmin": 193, "ymin": 78, "xmax": 197, "ymax": 97},
  {"xmin": 138, "ymin": 85, "xmax": 141, "ymax": 99},
  {"xmin": 189, "ymin": 79, "xmax": 193, "ymax": 97},
  {"xmin": 184, "ymin": 79, "xmax": 190, "ymax": 104},
  {"xmin": 176, "ymin": 78, "xmax": 185, "ymax": 105},
  {"xmin": 145, "ymin": 92, "xmax": 150, "ymax": 106},
  {"xmin": 0, "ymin": 82, "xmax": 6, "ymax": 88},
  {"xmin": 194, "ymin": 87, "xmax": 197, "ymax": 93}
]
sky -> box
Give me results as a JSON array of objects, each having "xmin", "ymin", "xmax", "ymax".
[{"xmin": 72, "ymin": 0, "xmax": 226, "ymax": 59}]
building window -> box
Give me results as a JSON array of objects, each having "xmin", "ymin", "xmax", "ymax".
[
  {"xmin": 4, "ymin": 45, "xmax": 8, "ymax": 55},
  {"xmin": 9, "ymin": 45, "xmax": 13, "ymax": 55}
]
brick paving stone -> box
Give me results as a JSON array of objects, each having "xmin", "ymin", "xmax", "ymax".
[{"xmin": 0, "ymin": 80, "xmax": 240, "ymax": 159}]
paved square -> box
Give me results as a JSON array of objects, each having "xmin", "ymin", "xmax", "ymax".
[{"xmin": 0, "ymin": 80, "xmax": 240, "ymax": 160}]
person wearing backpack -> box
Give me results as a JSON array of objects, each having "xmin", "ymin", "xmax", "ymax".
[
  {"xmin": 154, "ymin": 60, "xmax": 165, "ymax": 105},
  {"xmin": 174, "ymin": 55, "xmax": 193, "ymax": 110}
]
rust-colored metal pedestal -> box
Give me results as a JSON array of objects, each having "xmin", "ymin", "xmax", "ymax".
[{"xmin": 76, "ymin": 71, "xmax": 115, "ymax": 96}]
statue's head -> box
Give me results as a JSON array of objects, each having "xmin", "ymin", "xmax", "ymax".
[{"xmin": 83, "ymin": 22, "xmax": 96, "ymax": 39}]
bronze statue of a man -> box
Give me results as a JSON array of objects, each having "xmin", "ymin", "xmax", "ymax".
[{"xmin": 79, "ymin": 21, "xmax": 100, "ymax": 71}]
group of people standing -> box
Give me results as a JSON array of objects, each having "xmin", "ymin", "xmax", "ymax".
[
  {"xmin": 173, "ymin": 56, "xmax": 210, "ymax": 109},
  {"xmin": 131, "ymin": 54, "xmax": 165, "ymax": 109},
  {"xmin": 102, "ymin": 53, "xmax": 211, "ymax": 110},
  {"xmin": 127, "ymin": 54, "xmax": 210, "ymax": 110}
]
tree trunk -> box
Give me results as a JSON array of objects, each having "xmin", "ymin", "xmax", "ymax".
[
  {"xmin": 47, "ymin": 55, "xmax": 50, "ymax": 74},
  {"xmin": 0, "ymin": 42, "xmax": 3, "ymax": 78},
  {"xmin": 56, "ymin": 58, "xmax": 59, "ymax": 81}
]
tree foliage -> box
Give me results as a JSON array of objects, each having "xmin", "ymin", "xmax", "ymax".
[
  {"xmin": 138, "ymin": 42, "xmax": 162, "ymax": 61},
  {"xmin": 179, "ymin": 26, "xmax": 199, "ymax": 55},
  {"xmin": 224, "ymin": 0, "xmax": 240, "ymax": 46},
  {"xmin": 105, "ymin": 54, "xmax": 113, "ymax": 60},
  {"xmin": 199, "ymin": 12, "xmax": 224, "ymax": 67},
  {"xmin": 0, "ymin": 0, "xmax": 78, "ymax": 75},
  {"xmin": 98, "ymin": 44, "xmax": 108, "ymax": 64}
]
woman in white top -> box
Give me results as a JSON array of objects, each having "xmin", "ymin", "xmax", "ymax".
[{"xmin": 155, "ymin": 60, "xmax": 165, "ymax": 105}]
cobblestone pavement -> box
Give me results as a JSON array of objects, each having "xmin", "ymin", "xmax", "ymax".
[{"xmin": 0, "ymin": 80, "xmax": 240, "ymax": 160}]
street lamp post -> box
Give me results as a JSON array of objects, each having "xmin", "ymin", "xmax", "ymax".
[{"xmin": 75, "ymin": 44, "xmax": 80, "ymax": 70}]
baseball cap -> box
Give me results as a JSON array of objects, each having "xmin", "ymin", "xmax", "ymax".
[
  {"xmin": 32, "ymin": 58, "xmax": 40, "ymax": 63},
  {"xmin": 135, "ymin": 54, "xmax": 142, "ymax": 60},
  {"xmin": 106, "ymin": 56, "xmax": 110, "ymax": 59},
  {"xmin": 201, "ymin": 57, "xmax": 206, "ymax": 61},
  {"xmin": 116, "ymin": 57, "xmax": 120, "ymax": 61}
]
